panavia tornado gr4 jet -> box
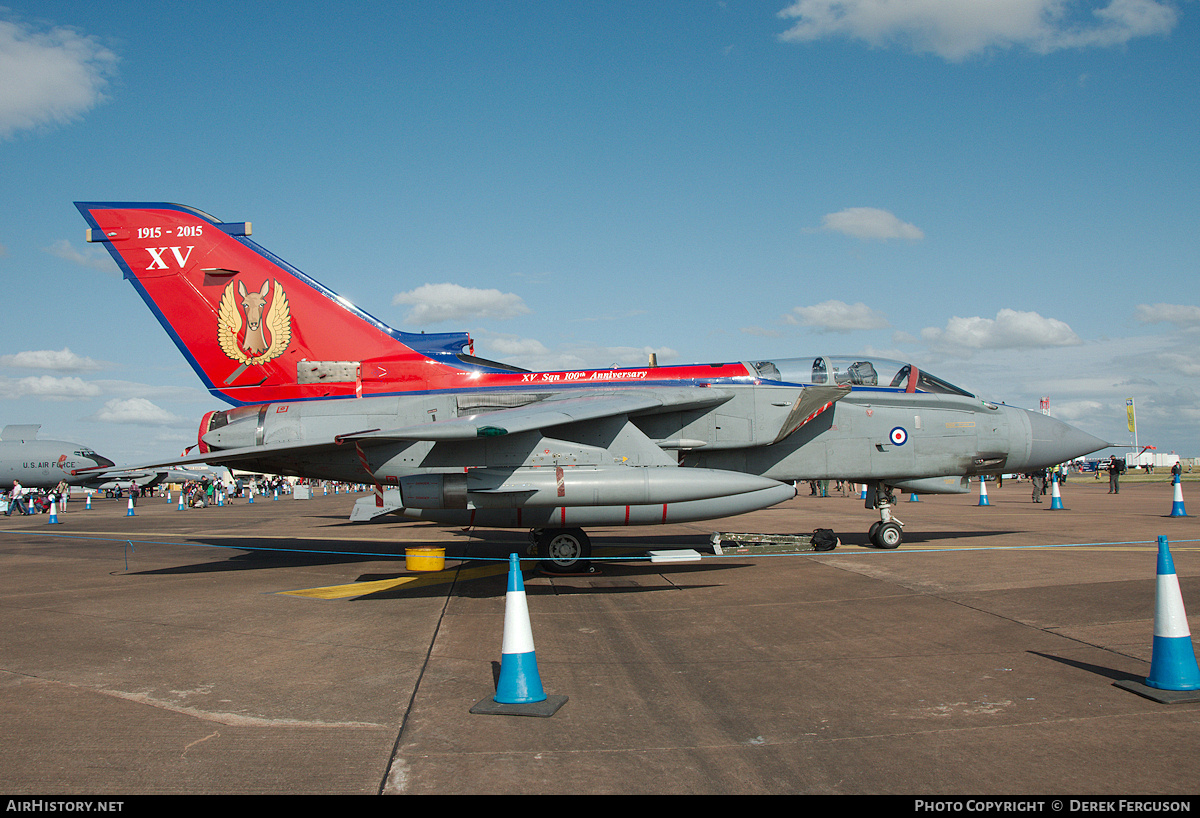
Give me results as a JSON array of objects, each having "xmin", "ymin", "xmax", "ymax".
[{"xmin": 76, "ymin": 202, "xmax": 1107, "ymax": 570}]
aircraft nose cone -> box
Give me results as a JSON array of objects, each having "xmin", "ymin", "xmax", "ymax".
[{"xmin": 1019, "ymin": 408, "xmax": 1109, "ymax": 470}]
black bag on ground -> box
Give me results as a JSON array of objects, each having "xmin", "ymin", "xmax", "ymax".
[{"xmin": 811, "ymin": 529, "xmax": 839, "ymax": 551}]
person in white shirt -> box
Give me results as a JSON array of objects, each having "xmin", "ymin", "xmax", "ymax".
[{"xmin": 6, "ymin": 480, "xmax": 29, "ymax": 515}]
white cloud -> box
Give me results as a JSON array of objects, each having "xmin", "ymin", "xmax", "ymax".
[
  {"xmin": 787, "ymin": 299, "xmax": 891, "ymax": 333},
  {"xmin": 591, "ymin": 345, "xmax": 679, "ymax": 368},
  {"xmin": 392, "ymin": 282, "xmax": 531, "ymax": 326},
  {"xmin": 46, "ymin": 239, "xmax": 118, "ymax": 274},
  {"xmin": 0, "ymin": 18, "xmax": 117, "ymax": 139},
  {"xmin": 0, "ymin": 375, "xmax": 102, "ymax": 400},
  {"xmin": 820, "ymin": 207, "xmax": 923, "ymax": 241},
  {"xmin": 1047, "ymin": 398, "xmax": 1106, "ymax": 423},
  {"xmin": 777, "ymin": 0, "xmax": 1179, "ymax": 61},
  {"xmin": 1057, "ymin": 0, "xmax": 1180, "ymax": 49},
  {"xmin": 1123, "ymin": 347, "xmax": 1200, "ymax": 379},
  {"xmin": 921, "ymin": 308, "xmax": 1081, "ymax": 353},
  {"xmin": 90, "ymin": 398, "xmax": 181, "ymax": 426},
  {"xmin": 740, "ymin": 325, "xmax": 786, "ymax": 339},
  {"xmin": 480, "ymin": 334, "xmax": 552, "ymax": 359},
  {"xmin": 474, "ymin": 331, "xmax": 677, "ymax": 372},
  {"xmin": 0, "ymin": 347, "xmax": 106, "ymax": 371},
  {"xmin": 1134, "ymin": 303, "xmax": 1200, "ymax": 331}
]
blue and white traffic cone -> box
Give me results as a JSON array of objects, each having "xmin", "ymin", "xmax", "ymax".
[
  {"xmin": 1145, "ymin": 536, "xmax": 1200, "ymax": 691},
  {"xmin": 217, "ymin": 491, "xmax": 224, "ymax": 507},
  {"xmin": 471, "ymin": 553, "xmax": 567, "ymax": 717},
  {"xmin": 978, "ymin": 478, "xmax": 990, "ymax": 507},
  {"xmin": 178, "ymin": 493, "xmax": 185, "ymax": 511},
  {"xmin": 47, "ymin": 501, "xmax": 59, "ymax": 524},
  {"xmin": 909, "ymin": 493, "xmax": 919, "ymax": 502},
  {"xmin": 85, "ymin": 494, "xmax": 92, "ymax": 510},
  {"xmin": 860, "ymin": 484, "xmax": 868, "ymax": 500},
  {"xmin": 494, "ymin": 553, "xmax": 547, "ymax": 705},
  {"xmin": 1170, "ymin": 476, "xmax": 1188, "ymax": 517},
  {"xmin": 166, "ymin": 490, "xmax": 171, "ymax": 503},
  {"xmin": 126, "ymin": 497, "xmax": 135, "ymax": 517},
  {"xmin": 1049, "ymin": 473, "xmax": 1064, "ymax": 510}
]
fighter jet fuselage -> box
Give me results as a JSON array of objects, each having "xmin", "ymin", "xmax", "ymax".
[{"xmin": 188, "ymin": 355, "xmax": 1101, "ymax": 533}]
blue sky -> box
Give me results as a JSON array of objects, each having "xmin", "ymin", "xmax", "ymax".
[{"xmin": 1, "ymin": 1, "xmax": 1197, "ymax": 466}]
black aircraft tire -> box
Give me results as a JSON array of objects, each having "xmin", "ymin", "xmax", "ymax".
[
  {"xmin": 538, "ymin": 528, "xmax": 592, "ymax": 573},
  {"xmin": 875, "ymin": 521, "xmax": 902, "ymax": 549}
]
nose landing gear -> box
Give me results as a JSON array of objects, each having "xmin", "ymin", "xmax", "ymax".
[{"xmin": 866, "ymin": 483, "xmax": 904, "ymax": 549}]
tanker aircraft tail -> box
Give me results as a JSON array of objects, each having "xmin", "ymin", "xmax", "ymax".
[{"xmin": 75, "ymin": 202, "xmax": 480, "ymax": 406}]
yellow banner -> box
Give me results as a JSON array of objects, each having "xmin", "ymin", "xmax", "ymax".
[{"xmin": 1126, "ymin": 398, "xmax": 1136, "ymax": 434}]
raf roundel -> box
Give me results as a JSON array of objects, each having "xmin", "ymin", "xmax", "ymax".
[{"xmin": 889, "ymin": 426, "xmax": 908, "ymax": 446}]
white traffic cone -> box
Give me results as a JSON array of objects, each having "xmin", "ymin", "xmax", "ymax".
[
  {"xmin": 1146, "ymin": 536, "xmax": 1200, "ymax": 691},
  {"xmin": 47, "ymin": 500, "xmax": 59, "ymax": 524},
  {"xmin": 85, "ymin": 494, "xmax": 92, "ymax": 510},
  {"xmin": 495, "ymin": 552, "xmax": 545, "ymax": 704},
  {"xmin": 1049, "ymin": 473, "xmax": 1064, "ymax": 510},
  {"xmin": 978, "ymin": 478, "xmax": 990, "ymax": 506},
  {"xmin": 1170, "ymin": 476, "xmax": 1188, "ymax": 517},
  {"xmin": 126, "ymin": 497, "xmax": 135, "ymax": 517},
  {"xmin": 471, "ymin": 553, "xmax": 567, "ymax": 717},
  {"xmin": 1117, "ymin": 536, "xmax": 1200, "ymax": 703}
]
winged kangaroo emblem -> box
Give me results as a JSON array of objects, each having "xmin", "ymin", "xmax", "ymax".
[{"xmin": 217, "ymin": 279, "xmax": 291, "ymax": 382}]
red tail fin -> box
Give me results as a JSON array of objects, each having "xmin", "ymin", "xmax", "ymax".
[{"xmin": 76, "ymin": 202, "xmax": 473, "ymax": 405}]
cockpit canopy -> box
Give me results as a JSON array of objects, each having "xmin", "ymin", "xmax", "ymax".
[{"xmin": 748, "ymin": 356, "xmax": 974, "ymax": 397}]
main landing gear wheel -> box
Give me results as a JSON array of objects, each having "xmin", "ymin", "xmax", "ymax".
[
  {"xmin": 872, "ymin": 521, "xmax": 902, "ymax": 549},
  {"xmin": 535, "ymin": 527, "xmax": 594, "ymax": 574}
]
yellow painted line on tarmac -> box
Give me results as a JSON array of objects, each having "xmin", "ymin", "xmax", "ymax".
[
  {"xmin": 283, "ymin": 575, "xmax": 425, "ymax": 598},
  {"xmin": 280, "ymin": 562, "xmax": 510, "ymax": 599}
]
